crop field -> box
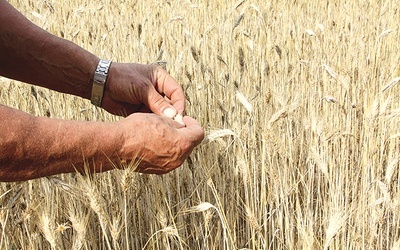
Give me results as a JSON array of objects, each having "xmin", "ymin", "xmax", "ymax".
[{"xmin": 1, "ymin": 0, "xmax": 400, "ymax": 249}]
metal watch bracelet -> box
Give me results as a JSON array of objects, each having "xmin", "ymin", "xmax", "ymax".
[{"xmin": 91, "ymin": 59, "xmax": 112, "ymax": 107}]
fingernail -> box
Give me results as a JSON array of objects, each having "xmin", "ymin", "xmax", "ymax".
[
  {"xmin": 174, "ymin": 114, "xmax": 185, "ymax": 125},
  {"xmin": 163, "ymin": 107, "xmax": 176, "ymax": 118}
]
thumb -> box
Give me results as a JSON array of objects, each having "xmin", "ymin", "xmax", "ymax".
[
  {"xmin": 146, "ymin": 87, "xmax": 177, "ymax": 118},
  {"xmin": 180, "ymin": 116, "xmax": 205, "ymax": 144}
]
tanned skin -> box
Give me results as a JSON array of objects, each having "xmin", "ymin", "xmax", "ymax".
[{"xmin": 0, "ymin": 0, "xmax": 204, "ymax": 182}]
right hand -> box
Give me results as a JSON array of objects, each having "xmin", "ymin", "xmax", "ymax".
[
  {"xmin": 117, "ymin": 113, "xmax": 204, "ymax": 174},
  {"xmin": 102, "ymin": 63, "xmax": 185, "ymax": 118}
]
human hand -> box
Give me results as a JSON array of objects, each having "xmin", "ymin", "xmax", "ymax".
[
  {"xmin": 101, "ymin": 63, "xmax": 185, "ymax": 118},
  {"xmin": 117, "ymin": 113, "xmax": 204, "ymax": 174}
]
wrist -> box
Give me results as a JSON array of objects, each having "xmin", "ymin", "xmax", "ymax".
[{"xmin": 115, "ymin": 114, "xmax": 143, "ymax": 162}]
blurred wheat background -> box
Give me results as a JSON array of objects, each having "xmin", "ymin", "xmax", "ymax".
[{"xmin": 1, "ymin": 0, "xmax": 400, "ymax": 249}]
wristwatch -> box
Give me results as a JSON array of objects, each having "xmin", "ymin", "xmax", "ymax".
[{"xmin": 91, "ymin": 59, "xmax": 112, "ymax": 107}]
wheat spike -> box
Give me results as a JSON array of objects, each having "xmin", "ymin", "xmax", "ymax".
[
  {"xmin": 193, "ymin": 202, "xmax": 216, "ymax": 212},
  {"xmin": 236, "ymin": 91, "xmax": 253, "ymax": 113},
  {"xmin": 40, "ymin": 214, "xmax": 57, "ymax": 249},
  {"xmin": 385, "ymin": 158, "xmax": 398, "ymax": 185},
  {"xmin": 238, "ymin": 47, "xmax": 245, "ymax": 72},
  {"xmin": 233, "ymin": 13, "xmax": 244, "ymax": 31},
  {"xmin": 233, "ymin": 0, "xmax": 246, "ymax": 9},
  {"xmin": 70, "ymin": 214, "xmax": 87, "ymax": 250},
  {"xmin": 310, "ymin": 148, "xmax": 328, "ymax": 176},
  {"xmin": 321, "ymin": 96, "xmax": 337, "ymax": 104},
  {"xmin": 305, "ymin": 29, "xmax": 317, "ymax": 37},
  {"xmin": 190, "ymin": 46, "xmax": 199, "ymax": 63},
  {"xmin": 203, "ymin": 129, "xmax": 236, "ymax": 143},
  {"xmin": 378, "ymin": 29, "xmax": 393, "ymax": 39},
  {"xmin": 323, "ymin": 64, "xmax": 337, "ymax": 78},
  {"xmin": 323, "ymin": 212, "xmax": 346, "ymax": 250},
  {"xmin": 382, "ymin": 77, "xmax": 400, "ymax": 92},
  {"xmin": 244, "ymin": 205, "xmax": 262, "ymax": 232}
]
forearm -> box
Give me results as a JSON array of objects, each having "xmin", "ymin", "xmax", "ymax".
[
  {"xmin": 0, "ymin": 0, "xmax": 99, "ymax": 99},
  {"xmin": 0, "ymin": 105, "xmax": 123, "ymax": 181}
]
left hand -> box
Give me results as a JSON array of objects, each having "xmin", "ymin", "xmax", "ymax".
[
  {"xmin": 116, "ymin": 113, "xmax": 205, "ymax": 174},
  {"xmin": 101, "ymin": 63, "xmax": 185, "ymax": 118}
]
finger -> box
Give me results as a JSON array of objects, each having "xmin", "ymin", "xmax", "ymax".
[
  {"xmin": 163, "ymin": 96, "xmax": 172, "ymax": 104},
  {"xmin": 179, "ymin": 116, "xmax": 205, "ymax": 144},
  {"xmin": 146, "ymin": 86, "xmax": 177, "ymax": 118},
  {"xmin": 147, "ymin": 113, "xmax": 185, "ymax": 129},
  {"xmin": 135, "ymin": 166, "xmax": 169, "ymax": 175},
  {"xmin": 155, "ymin": 67, "xmax": 186, "ymax": 114},
  {"xmin": 102, "ymin": 96, "xmax": 138, "ymax": 117}
]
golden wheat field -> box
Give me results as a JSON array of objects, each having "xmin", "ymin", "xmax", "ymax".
[{"xmin": 1, "ymin": 0, "xmax": 400, "ymax": 249}]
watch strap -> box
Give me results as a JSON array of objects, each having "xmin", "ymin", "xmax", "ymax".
[{"xmin": 91, "ymin": 59, "xmax": 112, "ymax": 107}]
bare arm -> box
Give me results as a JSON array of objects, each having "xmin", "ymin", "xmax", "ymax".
[
  {"xmin": 0, "ymin": 104, "xmax": 204, "ymax": 182},
  {"xmin": 0, "ymin": 0, "xmax": 186, "ymax": 117},
  {"xmin": 0, "ymin": 0, "xmax": 98, "ymax": 99},
  {"xmin": 0, "ymin": 104, "xmax": 122, "ymax": 181}
]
